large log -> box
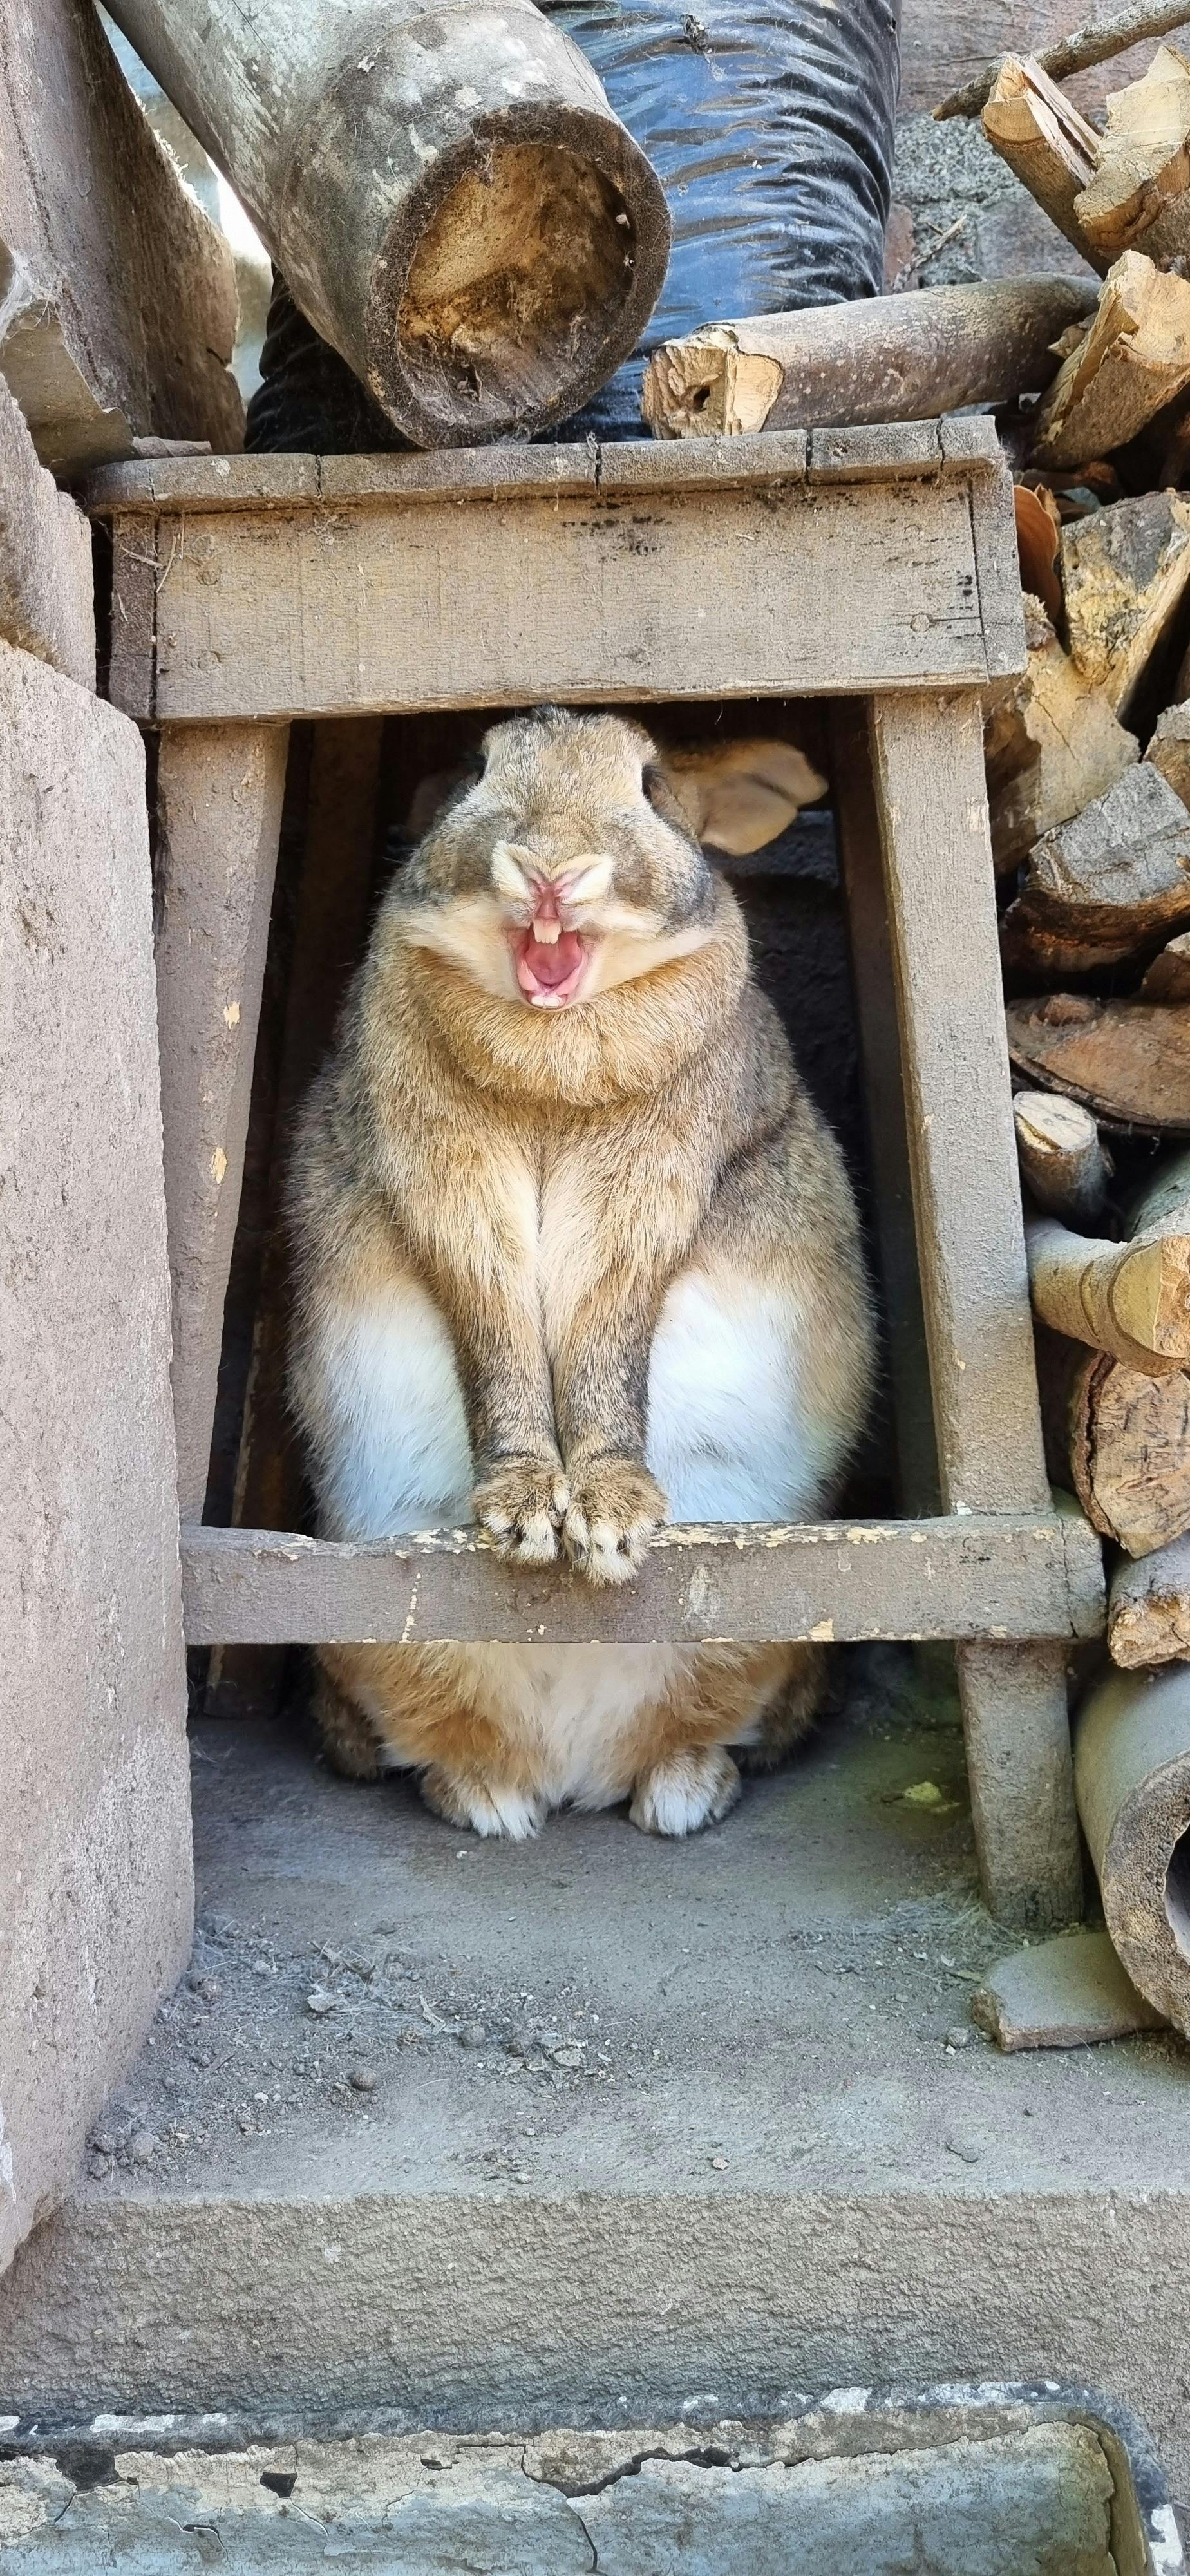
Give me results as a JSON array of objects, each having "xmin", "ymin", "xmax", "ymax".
[
  {"xmin": 1109, "ymin": 1534, "xmax": 1190, "ymax": 1662},
  {"xmin": 1075, "ymin": 1663, "xmax": 1190, "ymax": 2032},
  {"xmin": 936, "ymin": 0, "xmax": 1190, "ymax": 121},
  {"xmin": 102, "ymin": 0, "xmax": 670, "ymax": 450},
  {"xmin": 981, "ymin": 59, "xmax": 1105, "ymax": 267},
  {"xmin": 1038, "ymin": 1322, "xmax": 1190, "ymax": 1553},
  {"xmin": 1032, "ymin": 253, "xmax": 1190, "ymax": 468},
  {"xmin": 0, "ymin": 0, "xmax": 241, "ymax": 471},
  {"xmin": 1014, "ymin": 1090, "xmax": 1110, "ymax": 1223},
  {"xmin": 1000, "ymin": 759, "xmax": 1190, "ymax": 976},
  {"xmin": 1006, "ymin": 991, "xmax": 1190, "ymax": 1131},
  {"xmin": 639, "ymin": 278, "xmax": 1099, "ymax": 440},
  {"xmin": 983, "ymin": 600, "xmax": 1139, "ymax": 873}
]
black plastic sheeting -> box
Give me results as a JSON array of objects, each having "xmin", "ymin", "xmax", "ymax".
[{"xmin": 247, "ymin": 0, "xmax": 900, "ymax": 451}]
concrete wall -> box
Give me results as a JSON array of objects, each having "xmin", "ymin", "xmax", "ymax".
[{"xmin": 0, "ymin": 639, "xmax": 193, "ymax": 2269}]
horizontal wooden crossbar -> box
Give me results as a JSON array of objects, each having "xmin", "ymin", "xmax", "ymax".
[
  {"xmin": 181, "ymin": 1513, "xmax": 1106, "ymax": 1649},
  {"xmin": 88, "ymin": 421, "xmax": 1025, "ymax": 725}
]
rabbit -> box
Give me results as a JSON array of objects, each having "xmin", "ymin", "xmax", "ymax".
[{"xmin": 288, "ymin": 706, "xmax": 873, "ymax": 1839}]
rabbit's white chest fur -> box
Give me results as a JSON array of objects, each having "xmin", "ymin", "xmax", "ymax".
[{"xmin": 312, "ymin": 1249, "xmax": 834, "ymax": 1808}]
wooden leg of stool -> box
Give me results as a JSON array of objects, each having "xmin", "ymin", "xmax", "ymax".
[
  {"xmin": 867, "ymin": 688, "xmax": 1082, "ymax": 1929},
  {"xmin": 155, "ymin": 721, "xmax": 290, "ymax": 1522}
]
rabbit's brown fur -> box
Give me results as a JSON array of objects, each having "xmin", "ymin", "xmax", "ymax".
[{"xmin": 289, "ymin": 708, "xmax": 873, "ymax": 1838}]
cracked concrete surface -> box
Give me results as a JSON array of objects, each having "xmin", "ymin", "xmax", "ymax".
[{"xmin": 4, "ymin": 1651, "xmax": 1190, "ymax": 2497}]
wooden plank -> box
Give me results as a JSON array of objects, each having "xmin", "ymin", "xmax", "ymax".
[
  {"xmin": 155, "ymin": 721, "xmax": 290, "ymax": 1519},
  {"xmin": 870, "ymin": 689, "xmax": 1084, "ymax": 1927},
  {"xmin": 84, "ymin": 424, "xmax": 1000, "ymax": 516},
  {"xmin": 180, "ymin": 1512, "xmax": 1106, "ymax": 1649},
  {"xmin": 209, "ymin": 716, "xmax": 386, "ymax": 1719},
  {"xmin": 131, "ymin": 482, "xmax": 997, "ymax": 724}
]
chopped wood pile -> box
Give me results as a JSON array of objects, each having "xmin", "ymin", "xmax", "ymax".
[{"xmin": 963, "ymin": 30, "xmax": 1190, "ymax": 1675}]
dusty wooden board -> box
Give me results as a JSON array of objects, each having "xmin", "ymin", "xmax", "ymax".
[
  {"xmin": 155, "ymin": 723, "xmax": 290, "ymax": 1518},
  {"xmin": 868, "ymin": 688, "xmax": 1083, "ymax": 1928},
  {"xmin": 180, "ymin": 1513, "xmax": 1106, "ymax": 1648},
  {"xmin": 88, "ymin": 429, "xmax": 1025, "ymax": 723}
]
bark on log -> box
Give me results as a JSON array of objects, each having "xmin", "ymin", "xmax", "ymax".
[
  {"xmin": 1061, "ymin": 491, "xmax": 1190, "ymax": 716},
  {"xmin": 1014, "ymin": 1090, "xmax": 1111, "ymax": 1222},
  {"xmin": 981, "ymin": 59, "xmax": 1105, "ymax": 267},
  {"xmin": 1109, "ymin": 1533, "xmax": 1190, "ymax": 1660},
  {"xmin": 639, "ymin": 278, "xmax": 1099, "ymax": 440},
  {"xmin": 1075, "ymin": 1663, "xmax": 1190, "ymax": 2031},
  {"xmin": 102, "ymin": 0, "xmax": 670, "ymax": 449},
  {"xmin": 1006, "ymin": 990, "xmax": 1190, "ymax": 1130},
  {"xmin": 1074, "ymin": 43, "xmax": 1190, "ymax": 266},
  {"xmin": 0, "ymin": 0, "xmax": 241, "ymax": 471},
  {"xmin": 1000, "ymin": 759, "xmax": 1190, "ymax": 976},
  {"xmin": 1032, "ymin": 252, "xmax": 1190, "ymax": 468},
  {"xmin": 1140, "ymin": 929, "xmax": 1190, "ymax": 997},
  {"xmin": 1037, "ymin": 1322, "xmax": 1190, "ymax": 1553},
  {"xmin": 983, "ymin": 603, "xmax": 1139, "ymax": 873},
  {"xmin": 1026, "ymin": 1213, "xmax": 1190, "ymax": 1371},
  {"xmin": 936, "ymin": 0, "xmax": 1190, "ymax": 122}
]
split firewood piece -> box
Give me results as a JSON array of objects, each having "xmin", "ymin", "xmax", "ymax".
[
  {"xmin": 1109, "ymin": 1532, "xmax": 1190, "ymax": 1660},
  {"xmin": 983, "ymin": 601, "xmax": 1139, "ymax": 871},
  {"xmin": 1061, "ymin": 490, "xmax": 1190, "ymax": 715},
  {"xmin": 1140, "ymin": 929, "xmax": 1190, "ymax": 996},
  {"xmin": 981, "ymin": 60, "xmax": 1104, "ymax": 268},
  {"xmin": 1014, "ymin": 1091, "xmax": 1110, "ymax": 1222},
  {"xmin": 1006, "ymin": 990, "xmax": 1190, "ymax": 1130},
  {"xmin": 1026, "ymin": 1215, "xmax": 1190, "ymax": 1374},
  {"xmin": 1014, "ymin": 484, "xmax": 1064, "ymax": 625},
  {"xmin": 1037, "ymin": 1323, "xmax": 1190, "ymax": 1555},
  {"xmin": 1032, "ymin": 253, "xmax": 1190, "ymax": 468},
  {"xmin": 937, "ymin": 1, "xmax": 1190, "ymax": 122},
  {"xmin": 638, "ymin": 277, "xmax": 1100, "ymax": 439},
  {"xmin": 1073, "ymin": 44, "xmax": 1190, "ymax": 267},
  {"xmin": 1146, "ymin": 697, "xmax": 1190, "ymax": 804},
  {"xmin": 1001, "ymin": 759, "xmax": 1190, "ymax": 974}
]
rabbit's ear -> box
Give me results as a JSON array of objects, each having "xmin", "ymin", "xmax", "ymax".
[{"xmin": 659, "ymin": 739, "xmax": 827, "ymax": 855}]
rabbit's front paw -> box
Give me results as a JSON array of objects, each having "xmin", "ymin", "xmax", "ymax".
[
  {"xmin": 630, "ymin": 1746, "xmax": 741, "ymax": 1837},
  {"xmin": 473, "ymin": 1460, "xmax": 569, "ymax": 1566},
  {"xmin": 562, "ymin": 1457, "xmax": 668, "ymax": 1586}
]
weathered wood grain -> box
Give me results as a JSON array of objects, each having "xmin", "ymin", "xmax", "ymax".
[
  {"xmin": 1006, "ymin": 992, "xmax": 1190, "ymax": 1133},
  {"xmin": 180, "ymin": 1513, "xmax": 1106, "ymax": 1649},
  {"xmin": 869, "ymin": 688, "xmax": 1083, "ymax": 1926},
  {"xmin": 1109, "ymin": 1533, "xmax": 1190, "ymax": 1663},
  {"xmin": 155, "ymin": 723, "xmax": 290, "ymax": 1518},
  {"xmin": 90, "ymin": 431, "xmax": 1024, "ymax": 724}
]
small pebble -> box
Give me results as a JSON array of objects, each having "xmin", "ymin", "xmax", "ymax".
[
  {"xmin": 187, "ymin": 1975, "xmax": 221, "ymax": 2002},
  {"xmin": 459, "ymin": 2023, "xmax": 487, "ymax": 2050},
  {"xmin": 307, "ymin": 1988, "xmax": 336, "ymax": 2016},
  {"xmin": 349, "ymin": 2068, "xmax": 377, "ymax": 2093},
  {"xmin": 90, "ymin": 2130, "xmax": 116, "ymax": 2159},
  {"xmin": 88, "ymin": 2154, "xmax": 111, "ymax": 2180},
  {"xmin": 945, "ymin": 2025, "xmax": 972, "ymax": 2050},
  {"xmin": 944, "ymin": 2136, "xmax": 980, "ymax": 2165},
  {"xmin": 551, "ymin": 2045, "xmax": 585, "ymax": 2070},
  {"xmin": 129, "ymin": 2130, "xmax": 159, "ymax": 2165},
  {"xmin": 709, "ymin": 2155, "xmax": 729, "ymax": 2171}
]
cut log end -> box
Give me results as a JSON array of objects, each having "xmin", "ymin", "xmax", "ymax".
[
  {"xmin": 375, "ymin": 131, "xmax": 669, "ymax": 441},
  {"xmin": 1014, "ymin": 1090, "xmax": 1110, "ymax": 1222},
  {"xmin": 1111, "ymin": 1230, "xmax": 1190, "ymax": 1359},
  {"xmin": 641, "ymin": 332, "xmax": 783, "ymax": 439}
]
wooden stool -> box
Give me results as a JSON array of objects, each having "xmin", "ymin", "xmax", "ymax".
[{"xmin": 87, "ymin": 419, "xmax": 1104, "ymax": 1929}]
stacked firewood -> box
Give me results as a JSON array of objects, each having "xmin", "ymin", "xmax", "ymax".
[{"xmin": 970, "ymin": 33, "xmax": 1190, "ymax": 1672}]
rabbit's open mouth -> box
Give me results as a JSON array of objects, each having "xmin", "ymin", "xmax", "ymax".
[{"xmin": 511, "ymin": 924, "xmax": 591, "ymax": 1007}]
